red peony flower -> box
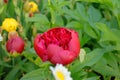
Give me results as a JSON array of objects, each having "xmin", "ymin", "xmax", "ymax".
[
  {"xmin": 34, "ymin": 27, "xmax": 80, "ymax": 65},
  {"xmin": 6, "ymin": 36, "xmax": 25, "ymax": 54}
]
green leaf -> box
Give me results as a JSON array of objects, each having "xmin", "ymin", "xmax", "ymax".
[
  {"xmin": 66, "ymin": 21, "xmax": 83, "ymax": 29},
  {"xmin": 96, "ymin": 23, "xmax": 120, "ymax": 42},
  {"xmin": 92, "ymin": 55, "xmax": 120, "ymax": 77},
  {"xmin": 63, "ymin": 7, "xmax": 80, "ymax": 21},
  {"xmin": 4, "ymin": 66, "xmax": 19, "ymax": 80},
  {"xmin": 0, "ymin": 5, "xmax": 4, "ymax": 15},
  {"xmin": 84, "ymin": 23, "xmax": 98, "ymax": 39},
  {"xmin": 0, "ymin": 60, "xmax": 12, "ymax": 68},
  {"xmin": 27, "ymin": 14, "xmax": 49, "ymax": 23},
  {"xmin": 34, "ymin": 57, "xmax": 51, "ymax": 68},
  {"xmin": 7, "ymin": 0, "xmax": 15, "ymax": 17},
  {"xmin": 77, "ymin": 0, "xmax": 113, "ymax": 7},
  {"xmin": 83, "ymin": 76, "xmax": 100, "ymax": 80},
  {"xmin": 20, "ymin": 68, "xmax": 54, "ymax": 80},
  {"xmin": 104, "ymin": 53, "xmax": 119, "ymax": 70},
  {"xmin": 27, "ymin": 14, "xmax": 50, "ymax": 32},
  {"xmin": 22, "ymin": 51, "xmax": 37, "ymax": 62},
  {"xmin": 70, "ymin": 48, "xmax": 105, "ymax": 74},
  {"xmin": 88, "ymin": 5, "xmax": 102, "ymax": 22},
  {"xmin": 54, "ymin": 15, "xmax": 64, "ymax": 26},
  {"xmin": 82, "ymin": 48, "xmax": 105, "ymax": 66},
  {"xmin": 20, "ymin": 61, "xmax": 38, "ymax": 73},
  {"xmin": 76, "ymin": 3, "xmax": 88, "ymax": 21}
]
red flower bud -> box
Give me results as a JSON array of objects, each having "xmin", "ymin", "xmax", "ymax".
[
  {"xmin": 3, "ymin": 0, "xmax": 8, "ymax": 3},
  {"xmin": 29, "ymin": 12, "xmax": 34, "ymax": 17},
  {"xmin": 6, "ymin": 36, "xmax": 25, "ymax": 54},
  {"xmin": 34, "ymin": 27, "xmax": 80, "ymax": 65}
]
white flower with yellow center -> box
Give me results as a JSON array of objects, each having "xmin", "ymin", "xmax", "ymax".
[
  {"xmin": 0, "ymin": 34, "xmax": 3, "ymax": 42},
  {"xmin": 50, "ymin": 64, "xmax": 73, "ymax": 80}
]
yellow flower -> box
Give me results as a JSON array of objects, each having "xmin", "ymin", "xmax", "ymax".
[
  {"xmin": 28, "ymin": 1, "xmax": 38, "ymax": 13},
  {"xmin": 50, "ymin": 64, "xmax": 73, "ymax": 80},
  {"xmin": 2, "ymin": 18, "xmax": 18, "ymax": 32}
]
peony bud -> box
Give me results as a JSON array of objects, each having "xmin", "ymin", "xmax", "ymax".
[
  {"xmin": 6, "ymin": 36, "xmax": 25, "ymax": 54},
  {"xmin": 34, "ymin": 27, "xmax": 80, "ymax": 65}
]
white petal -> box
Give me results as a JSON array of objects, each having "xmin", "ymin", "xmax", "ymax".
[{"xmin": 50, "ymin": 64, "xmax": 73, "ymax": 80}]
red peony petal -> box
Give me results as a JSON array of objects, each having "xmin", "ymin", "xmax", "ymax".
[
  {"xmin": 68, "ymin": 30, "xmax": 80, "ymax": 57},
  {"xmin": 47, "ymin": 44, "xmax": 76, "ymax": 65},
  {"xmin": 47, "ymin": 44, "xmax": 63, "ymax": 60},
  {"xmin": 34, "ymin": 34, "xmax": 48, "ymax": 61},
  {"xmin": 50, "ymin": 54, "xmax": 63, "ymax": 64},
  {"xmin": 58, "ymin": 50, "xmax": 76, "ymax": 65}
]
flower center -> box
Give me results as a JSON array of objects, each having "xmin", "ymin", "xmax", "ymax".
[{"xmin": 56, "ymin": 71, "xmax": 65, "ymax": 80}]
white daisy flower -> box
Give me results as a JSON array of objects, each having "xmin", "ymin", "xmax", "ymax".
[
  {"xmin": 50, "ymin": 64, "xmax": 73, "ymax": 80},
  {"xmin": 0, "ymin": 34, "xmax": 3, "ymax": 42}
]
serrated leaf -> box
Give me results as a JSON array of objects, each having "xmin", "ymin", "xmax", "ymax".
[
  {"xmin": 84, "ymin": 23, "xmax": 98, "ymax": 39},
  {"xmin": 96, "ymin": 23, "xmax": 120, "ymax": 42},
  {"xmin": 93, "ymin": 57, "xmax": 120, "ymax": 77},
  {"xmin": 83, "ymin": 48, "xmax": 105, "ymax": 66},
  {"xmin": 76, "ymin": 3, "xmax": 88, "ymax": 21},
  {"xmin": 66, "ymin": 21, "xmax": 83, "ymax": 29},
  {"xmin": 88, "ymin": 5, "xmax": 102, "ymax": 22}
]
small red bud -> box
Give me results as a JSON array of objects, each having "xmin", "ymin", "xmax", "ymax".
[
  {"xmin": 6, "ymin": 36, "xmax": 25, "ymax": 54},
  {"xmin": 3, "ymin": 0, "xmax": 8, "ymax": 3},
  {"xmin": 29, "ymin": 12, "xmax": 34, "ymax": 17}
]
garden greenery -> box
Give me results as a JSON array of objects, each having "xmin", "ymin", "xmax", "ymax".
[{"xmin": 0, "ymin": 0, "xmax": 120, "ymax": 80}]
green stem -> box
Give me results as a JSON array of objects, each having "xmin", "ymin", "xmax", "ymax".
[
  {"xmin": 12, "ymin": 57, "xmax": 15, "ymax": 67},
  {"xmin": 48, "ymin": 0, "xmax": 55, "ymax": 27}
]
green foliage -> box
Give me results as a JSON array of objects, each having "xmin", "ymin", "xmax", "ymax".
[
  {"xmin": 0, "ymin": 0, "xmax": 120, "ymax": 80},
  {"xmin": 20, "ymin": 68, "xmax": 54, "ymax": 80}
]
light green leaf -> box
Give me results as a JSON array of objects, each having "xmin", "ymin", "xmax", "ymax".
[
  {"xmin": 96, "ymin": 23, "xmax": 120, "ymax": 42},
  {"xmin": 76, "ymin": 3, "xmax": 88, "ymax": 21},
  {"xmin": 20, "ymin": 68, "xmax": 54, "ymax": 80},
  {"xmin": 66, "ymin": 21, "xmax": 83, "ymax": 29},
  {"xmin": 83, "ymin": 76, "xmax": 100, "ymax": 80},
  {"xmin": 84, "ymin": 23, "xmax": 98, "ymax": 39},
  {"xmin": 82, "ymin": 48, "xmax": 105, "ymax": 66},
  {"xmin": 26, "ymin": 14, "xmax": 50, "ymax": 25},
  {"xmin": 92, "ymin": 55, "xmax": 120, "ymax": 76}
]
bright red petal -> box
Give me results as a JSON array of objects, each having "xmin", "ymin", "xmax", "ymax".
[
  {"xmin": 68, "ymin": 30, "xmax": 80, "ymax": 57},
  {"xmin": 34, "ymin": 34, "xmax": 48, "ymax": 61},
  {"xmin": 47, "ymin": 44, "xmax": 63, "ymax": 59}
]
